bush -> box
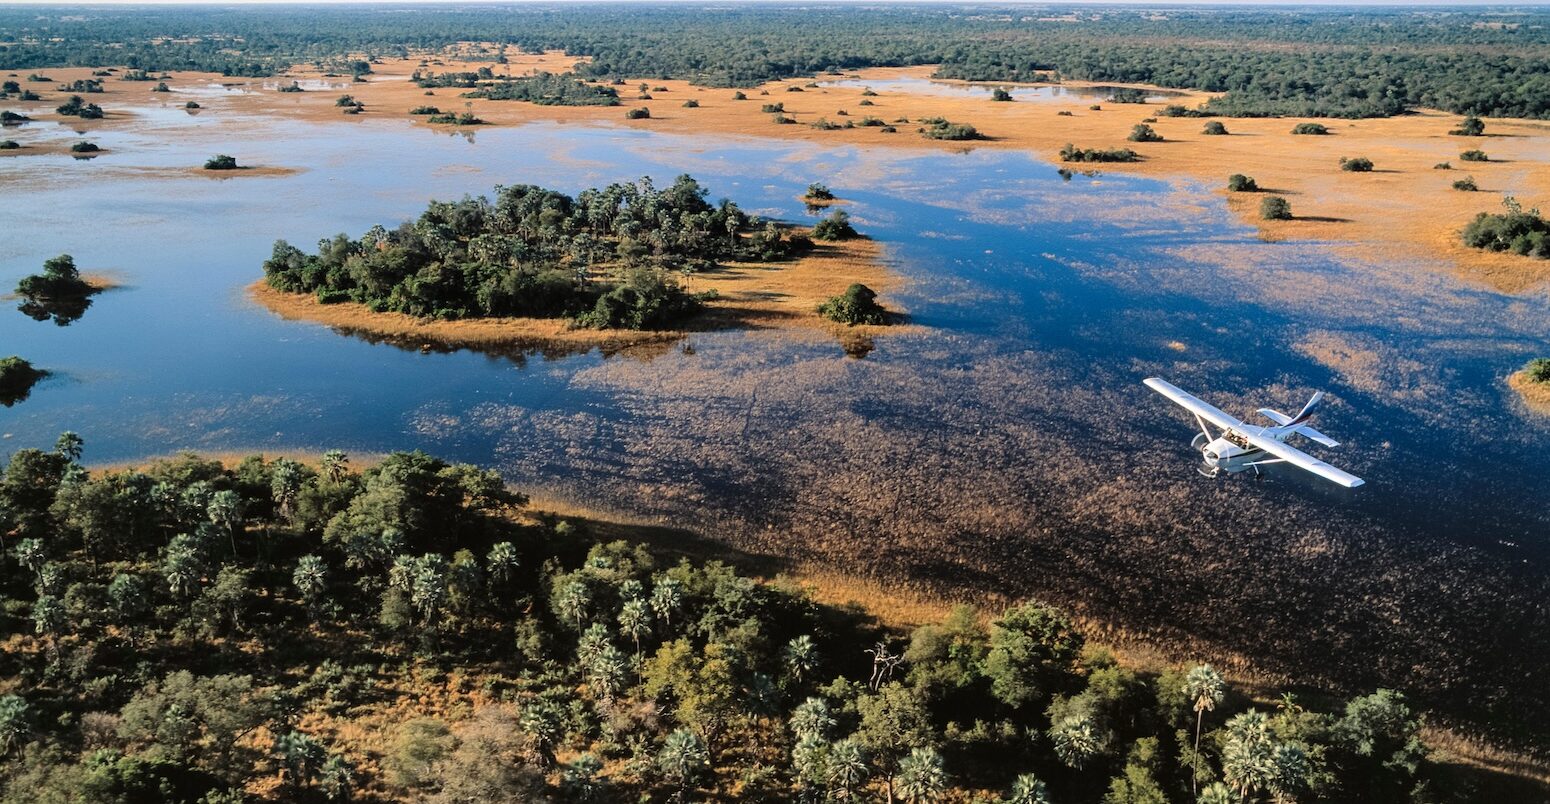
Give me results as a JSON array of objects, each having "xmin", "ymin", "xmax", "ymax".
[
  {"xmin": 335, "ymin": 94, "xmax": 357, "ymax": 107},
  {"xmin": 732, "ymin": 91, "xmax": 746, "ymax": 100},
  {"xmin": 682, "ymin": 99, "xmax": 699, "ymax": 108},
  {"xmin": 804, "ymin": 183, "xmax": 835, "ymax": 201},
  {"xmin": 1059, "ymin": 144, "xmax": 1139, "ymax": 163},
  {"xmin": 1291, "ymin": 122, "xmax": 1329, "ymax": 135},
  {"xmin": 773, "ymin": 114, "xmax": 795, "ymax": 124},
  {"xmin": 204, "ymin": 154, "xmax": 240, "ymax": 170},
  {"xmin": 409, "ymin": 106, "xmax": 440, "ymax": 115},
  {"xmin": 1088, "ymin": 104, "xmax": 1102, "ymax": 111},
  {"xmin": 1525, "ymin": 358, "xmax": 1550, "ymax": 384},
  {"xmin": 1202, "ymin": 121, "xmax": 1228, "ymax": 135},
  {"xmin": 625, "ymin": 107, "xmax": 651, "ymax": 120},
  {"xmin": 1461, "ymin": 197, "xmax": 1550, "ymax": 259},
  {"xmin": 991, "ymin": 87, "xmax": 1013, "ymax": 102},
  {"xmin": 1227, "ymin": 174, "xmax": 1259, "ymax": 192},
  {"xmin": 760, "ymin": 102, "xmax": 784, "ymax": 113},
  {"xmin": 811, "ymin": 209, "xmax": 858, "ymax": 241},
  {"xmin": 1460, "ymin": 149, "xmax": 1489, "ymax": 162},
  {"xmin": 1339, "ymin": 156, "xmax": 1374, "ymax": 172},
  {"xmin": 0, "ymin": 110, "xmax": 29, "ymax": 123},
  {"xmin": 153, "ymin": 82, "xmax": 170, "ymax": 93},
  {"xmin": 1128, "ymin": 123, "xmax": 1163, "ymax": 142},
  {"xmin": 56, "ymin": 95, "xmax": 104, "ymax": 119},
  {"xmin": 859, "ymin": 99, "xmax": 874, "ymax": 106},
  {"xmin": 921, "ymin": 118, "xmax": 982, "ymax": 141},
  {"xmin": 0, "ymin": 140, "xmax": 17, "ymax": 150},
  {"xmin": 811, "ymin": 117, "xmax": 842, "ymax": 131},
  {"xmin": 0, "ymin": 356, "xmax": 47, "ymax": 403},
  {"xmin": 1057, "ymin": 110, "xmax": 1073, "ymax": 117},
  {"xmin": 15, "ymin": 253, "xmax": 92, "ymax": 300},
  {"xmin": 184, "ymin": 101, "xmax": 201, "ymax": 110},
  {"xmin": 1260, "ymin": 196, "xmax": 1293, "ymax": 220},
  {"xmin": 817, "ymin": 283, "xmax": 889, "ymax": 325},
  {"xmin": 277, "ymin": 82, "xmax": 304, "ymax": 93},
  {"xmin": 1449, "ymin": 116, "xmax": 1485, "ymax": 136},
  {"xmin": 70, "ymin": 141, "xmax": 100, "ymax": 153},
  {"xmin": 1452, "ymin": 177, "xmax": 1478, "ymax": 192},
  {"xmin": 1433, "ymin": 162, "xmax": 1451, "ymax": 170}
]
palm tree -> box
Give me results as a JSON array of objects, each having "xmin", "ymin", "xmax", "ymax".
[
  {"xmin": 275, "ymin": 730, "xmax": 327, "ymax": 788},
  {"xmin": 486, "ymin": 541, "xmax": 519, "ymax": 585},
  {"xmin": 649, "ymin": 577, "xmax": 683, "ymax": 633},
  {"xmin": 319, "ymin": 753, "xmax": 355, "ymax": 801},
  {"xmin": 895, "ymin": 747, "xmax": 947, "ymax": 803},
  {"xmin": 320, "ymin": 449, "xmax": 349, "ymax": 482},
  {"xmin": 1198, "ymin": 782, "xmax": 1235, "ymax": 804},
  {"xmin": 207, "ymin": 489, "xmax": 244, "ymax": 557},
  {"xmin": 1185, "ymin": 663, "xmax": 1227, "ymax": 795},
  {"xmin": 790, "ymin": 697, "xmax": 836, "ymax": 741},
  {"xmin": 618, "ymin": 597, "xmax": 652, "ymax": 661},
  {"xmin": 54, "ymin": 431, "xmax": 83, "ymax": 462},
  {"xmin": 1002, "ymin": 773, "xmax": 1051, "ymax": 804},
  {"xmin": 657, "ymin": 728, "xmax": 708, "ymax": 800},
  {"xmin": 555, "ymin": 578, "xmax": 591, "ymax": 632},
  {"xmin": 293, "ymin": 555, "xmax": 327, "ymax": 611},
  {"xmin": 0, "ymin": 695, "xmax": 29, "ymax": 755},
  {"xmin": 791, "ymin": 733, "xmax": 831, "ymax": 797},
  {"xmin": 1050, "ymin": 715, "xmax": 1103, "ymax": 769},
  {"xmin": 826, "ymin": 738, "xmax": 870, "ymax": 801},
  {"xmin": 14, "ymin": 538, "xmax": 44, "ymax": 576},
  {"xmin": 1222, "ymin": 710, "xmax": 1277, "ymax": 801},
  {"xmin": 783, "ymin": 634, "xmax": 820, "ymax": 685}
]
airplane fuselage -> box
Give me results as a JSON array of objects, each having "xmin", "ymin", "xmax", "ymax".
[{"xmin": 1200, "ymin": 426, "xmax": 1287, "ymax": 473}]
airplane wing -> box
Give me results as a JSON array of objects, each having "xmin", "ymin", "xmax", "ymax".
[
  {"xmin": 1144, "ymin": 378, "xmax": 1244, "ymax": 432},
  {"xmin": 1256, "ymin": 408, "xmax": 1292, "ymax": 426},
  {"xmin": 1290, "ymin": 425, "xmax": 1339, "ymax": 448},
  {"xmin": 1242, "ymin": 431, "xmax": 1364, "ymax": 488}
]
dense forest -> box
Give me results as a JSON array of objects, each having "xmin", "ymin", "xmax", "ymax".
[
  {"xmin": 4, "ymin": 6, "xmax": 1550, "ymax": 117},
  {"xmin": 262, "ymin": 174, "xmax": 810, "ymax": 329},
  {"xmin": 0, "ymin": 438, "xmax": 1503, "ymax": 803}
]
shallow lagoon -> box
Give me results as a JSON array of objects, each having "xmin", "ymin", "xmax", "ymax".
[{"xmin": 3, "ymin": 90, "xmax": 1549, "ymax": 721}]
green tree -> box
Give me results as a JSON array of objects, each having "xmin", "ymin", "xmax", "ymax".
[
  {"xmin": 784, "ymin": 634, "xmax": 820, "ymax": 685},
  {"xmin": 1050, "ymin": 714, "xmax": 1104, "ymax": 769},
  {"xmin": 1184, "ymin": 664, "xmax": 1226, "ymax": 795},
  {"xmin": 293, "ymin": 554, "xmax": 327, "ymax": 611},
  {"xmin": 790, "ymin": 697, "xmax": 836, "ymax": 741},
  {"xmin": 983, "ymin": 602, "xmax": 1083, "ymax": 710},
  {"xmin": 895, "ymin": 747, "xmax": 947, "ymax": 803},
  {"xmin": 657, "ymin": 728, "xmax": 708, "ymax": 798},
  {"xmin": 1002, "ymin": 773, "xmax": 1051, "ymax": 804},
  {"xmin": 1260, "ymin": 196, "xmax": 1293, "ymax": 220},
  {"xmin": 827, "ymin": 738, "xmax": 870, "ymax": 800},
  {"xmin": 0, "ymin": 695, "xmax": 30, "ymax": 755},
  {"xmin": 275, "ymin": 731, "xmax": 327, "ymax": 788},
  {"xmin": 1222, "ymin": 710, "xmax": 1276, "ymax": 800}
]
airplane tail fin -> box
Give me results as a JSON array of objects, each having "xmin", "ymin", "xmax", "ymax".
[{"xmin": 1290, "ymin": 391, "xmax": 1325, "ymax": 425}]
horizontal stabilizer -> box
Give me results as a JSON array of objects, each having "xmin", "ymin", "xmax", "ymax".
[
  {"xmin": 1293, "ymin": 425, "xmax": 1339, "ymax": 448},
  {"xmin": 1257, "ymin": 408, "xmax": 1292, "ymax": 426}
]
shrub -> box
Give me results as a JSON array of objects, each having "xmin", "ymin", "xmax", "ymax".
[
  {"xmin": 1433, "ymin": 162, "xmax": 1451, "ymax": 170},
  {"xmin": 1260, "ymin": 196, "xmax": 1293, "ymax": 220},
  {"xmin": 921, "ymin": 118, "xmax": 982, "ymax": 141},
  {"xmin": 56, "ymin": 95, "xmax": 104, "ymax": 118},
  {"xmin": 760, "ymin": 103, "xmax": 784, "ymax": 113},
  {"xmin": 70, "ymin": 141, "xmax": 99, "ymax": 153},
  {"xmin": 811, "ymin": 117, "xmax": 842, "ymax": 131},
  {"xmin": 857, "ymin": 116, "xmax": 885, "ymax": 127},
  {"xmin": 1059, "ymin": 144, "xmax": 1139, "ymax": 163},
  {"xmin": 1525, "ymin": 358, "xmax": 1550, "ymax": 384},
  {"xmin": 773, "ymin": 114, "xmax": 795, "ymax": 125},
  {"xmin": 409, "ymin": 106, "xmax": 440, "ymax": 115},
  {"xmin": 858, "ymin": 99, "xmax": 874, "ymax": 106},
  {"xmin": 1128, "ymin": 124, "xmax": 1162, "ymax": 143},
  {"xmin": 1, "ymin": 110, "xmax": 29, "ymax": 123},
  {"xmin": 786, "ymin": 86, "xmax": 804, "ymax": 93},
  {"xmin": 1202, "ymin": 121, "xmax": 1228, "ymax": 135},
  {"xmin": 817, "ymin": 283, "xmax": 889, "ymax": 326},
  {"xmin": 204, "ymin": 154, "xmax": 240, "ymax": 170},
  {"xmin": 184, "ymin": 101, "xmax": 201, "ymax": 110},
  {"xmin": 0, "ymin": 356, "xmax": 47, "ymax": 402},
  {"xmin": 805, "ymin": 183, "xmax": 836, "ymax": 201},
  {"xmin": 277, "ymin": 82, "xmax": 304, "ymax": 93},
  {"xmin": 861, "ymin": 89, "xmax": 878, "ymax": 97},
  {"xmin": 1088, "ymin": 104, "xmax": 1101, "ymax": 111},
  {"xmin": 1057, "ymin": 110, "xmax": 1073, "ymax": 117},
  {"xmin": 1452, "ymin": 177, "xmax": 1478, "ymax": 192},
  {"xmin": 1291, "ymin": 122, "xmax": 1329, "ymax": 135},
  {"xmin": 0, "ymin": 140, "xmax": 16, "ymax": 150},
  {"xmin": 812, "ymin": 209, "xmax": 859, "ymax": 241},
  {"xmin": 682, "ymin": 100, "xmax": 699, "ymax": 108},
  {"xmin": 1339, "ymin": 156, "xmax": 1374, "ymax": 172},
  {"xmin": 1460, "ymin": 149, "xmax": 1489, "ymax": 162},
  {"xmin": 991, "ymin": 87, "xmax": 1013, "ymax": 102},
  {"xmin": 732, "ymin": 91, "xmax": 746, "ymax": 101},
  {"xmin": 1450, "ymin": 116, "xmax": 1485, "ymax": 136},
  {"xmin": 1227, "ymin": 174, "xmax": 1259, "ymax": 192},
  {"xmin": 335, "ymin": 94, "xmax": 357, "ymax": 107},
  {"xmin": 1461, "ymin": 197, "xmax": 1550, "ymax": 258},
  {"xmin": 153, "ymin": 82, "xmax": 170, "ymax": 93}
]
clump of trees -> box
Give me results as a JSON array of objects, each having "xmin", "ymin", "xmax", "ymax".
[
  {"xmin": 682, "ymin": 99, "xmax": 699, "ymax": 108},
  {"xmin": 1339, "ymin": 156, "xmax": 1374, "ymax": 172},
  {"xmin": 1291, "ymin": 122, "xmax": 1328, "ymax": 135},
  {"xmin": 1059, "ymin": 144, "xmax": 1139, "ymax": 163},
  {"xmin": 262, "ymin": 175, "xmax": 813, "ymax": 329},
  {"xmin": 1460, "ymin": 149, "xmax": 1489, "ymax": 162},
  {"xmin": 15, "ymin": 253, "xmax": 101, "ymax": 326},
  {"xmin": 1453, "ymin": 176, "xmax": 1478, "ymax": 192},
  {"xmin": 625, "ymin": 107, "xmax": 651, "ymax": 120},
  {"xmin": 818, "ymin": 283, "xmax": 888, "ymax": 325},
  {"xmin": 804, "ymin": 183, "xmax": 836, "ymax": 202},
  {"xmin": 1261, "ymin": 196, "xmax": 1293, "ymax": 220},
  {"xmin": 1524, "ymin": 358, "xmax": 1550, "ymax": 384},
  {"xmin": 991, "ymin": 87, "xmax": 1013, "ymax": 102},
  {"xmin": 184, "ymin": 101, "xmax": 201, "ymax": 110},
  {"xmin": 0, "ymin": 356, "xmax": 47, "ymax": 405},
  {"xmin": 277, "ymin": 81, "xmax": 304, "ymax": 93},
  {"xmin": 204, "ymin": 154, "xmax": 240, "ymax": 170},
  {"xmin": 1201, "ymin": 120, "xmax": 1228, "ymax": 135},
  {"xmin": 55, "ymin": 94, "xmax": 103, "ymax": 119},
  {"xmin": 1128, "ymin": 123, "xmax": 1163, "ymax": 142},
  {"xmin": 69, "ymin": 141, "xmax": 99, "ymax": 154},
  {"xmin": 1461, "ymin": 196, "xmax": 1550, "ymax": 259},
  {"xmin": 1449, "ymin": 116, "xmax": 1485, "ymax": 136},
  {"xmin": 1227, "ymin": 174, "xmax": 1258, "ymax": 192},
  {"xmin": 0, "ymin": 426, "xmax": 1482, "ymax": 801},
  {"xmin": 920, "ymin": 117, "xmax": 981, "ymax": 140},
  {"xmin": 0, "ymin": 140, "xmax": 18, "ymax": 150},
  {"xmin": 463, "ymin": 72, "xmax": 621, "ymax": 106},
  {"xmin": 0, "ymin": 111, "xmax": 30, "ymax": 124},
  {"xmin": 427, "ymin": 111, "xmax": 482, "ymax": 125},
  {"xmin": 812, "ymin": 209, "xmax": 858, "ymax": 241}
]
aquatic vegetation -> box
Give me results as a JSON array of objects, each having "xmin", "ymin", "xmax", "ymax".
[{"xmin": 817, "ymin": 282, "xmax": 888, "ymax": 325}]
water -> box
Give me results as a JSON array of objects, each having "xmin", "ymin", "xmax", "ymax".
[
  {"xmin": 3, "ymin": 85, "xmax": 1548, "ymax": 728},
  {"xmin": 817, "ymin": 75, "xmax": 1184, "ymax": 104}
]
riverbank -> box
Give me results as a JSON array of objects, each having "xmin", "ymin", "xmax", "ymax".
[
  {"xmin": 1508, "ymin": 369, "xmax": 1550, "ymax": 412},
  {"xmin": 249, "ymin": 233, "xmax": 903, "ymax": 356}
]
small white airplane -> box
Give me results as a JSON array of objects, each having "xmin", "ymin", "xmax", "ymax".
[{"xmin": 1144, "ymin": 377, "xmax": 1364, "ymax": 488}]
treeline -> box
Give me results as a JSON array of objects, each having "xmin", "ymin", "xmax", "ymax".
[
  {"xmin": 464, "ymin": 72, "xmax": 621, "ymax": 106},
  {"xmin": 0, "ymin": 438, "xmax": 1490, "ymax": 802},
  {"xmin": 5, "ymin": 6, "xmax": 1550, "ymax": 117},
  {"xmin": 262, "ymin": 174, "xmax": 810, "ymax": 329}
]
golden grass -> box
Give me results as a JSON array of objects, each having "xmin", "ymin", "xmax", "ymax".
[{"xmin": 247, "ymin": 232, "xmax": 907, "ymax": 354}]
